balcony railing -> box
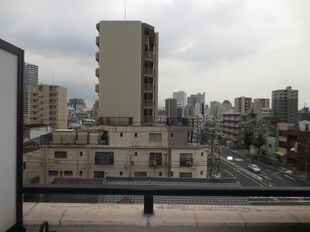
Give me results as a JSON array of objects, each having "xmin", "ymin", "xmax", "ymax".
[
  {"xmin": 96, "ymin": 52, "xmax": 99, "ymax": 62},
  {"xmin": 96, "ymin": 36, "xmax": 100, "ymax": 46},
  {"xmin": 95, "ymin": 68, "xmax": 99, "ymax": 77},
  {"xmin": 144, "ymin": 84, "xmax": 154, "ymax": 92},
  {"xmin": 145, "ymin": 52, "xmax": 153, "ymax": 60},
  {"xmin": 23, "ymin": 184, "xmax": 310, "ymax": 216},
  {"xmin": 144, "ymin": 100, "xmax": 153, "ymax": 108},
  {"xmin": 144, "ymin": 68, "xmax": 153, "ymax": 76}
]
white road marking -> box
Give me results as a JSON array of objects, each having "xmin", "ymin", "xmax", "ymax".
[
  {"xmin": 224, "ymin": 169, "xmax": 235, "ymax": 177},
  {"xmin": 283, "ymin": 174, "xmax": 295, "ymax": 180}
]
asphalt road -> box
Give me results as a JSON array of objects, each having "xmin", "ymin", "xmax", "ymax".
[{"xmin": 219, "ymin": 149, "xmax": 310, "ymax": 187}]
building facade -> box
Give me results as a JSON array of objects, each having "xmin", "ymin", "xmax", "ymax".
[
  {"xmin": 96, "ymin": 21, "xmax": 159, "ymax": 126},
  {"xmin": 173, "ymin": 91, "xmax": 187, "ymax": 107},
  {"xmin": 234, "ymin": 96, "xmax": 252, "ymax": 114},
  {"xmin": 23, "ymin": 63, "xmax": 38, "ymax": 121},
  {"xmin": 37, "ymin": 127, "xmax": 208, "ymax": 183},
  {"xmin": 28, "ymin": 84, "xmax": 68, "ymax": 129},
  {"xmin": 272, "ymin": 86, "xmax": 298, "ymax": 124}
]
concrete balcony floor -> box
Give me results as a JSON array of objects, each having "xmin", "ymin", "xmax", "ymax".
[{"xmin": 23, "ymin": 202, "xmax": 310, "ymax": 231}]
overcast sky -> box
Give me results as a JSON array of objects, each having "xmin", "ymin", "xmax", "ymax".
[{"xmin": 1, "ymin": 0, "xmax": 310, "ymax": 108}]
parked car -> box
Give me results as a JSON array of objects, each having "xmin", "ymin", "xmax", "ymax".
[{"xmin": 248, "ymin": 164, "xmax": 261, "ymax": 173}]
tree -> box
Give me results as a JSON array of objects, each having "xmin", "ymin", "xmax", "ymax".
[
  {"xmin": 243, "ymin": 130, "xmax": 254, "ymax": 151},
  {"xmin": 253, "ymin": 134, "xmax": 265, "ymax": 158}
]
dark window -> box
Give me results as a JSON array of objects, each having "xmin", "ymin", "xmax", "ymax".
[
  {"xmin": 23, "ymin": 162, "xmax": 26, "ymax": 170},
  {"xmin": 120, "ymin": 171, "xmax": 123, "ymax": 176},
  {"xmin": 48, "ymin": 170, "xmax": 58, "ymax": 176},
  {"xmin": 159, "ymin": 172, "xmax": 162, "ymax": 176},
  {"xmin": 171, "ymin": 133, "xmax": 174, "ymax": 138},
  {"xmin": 134, "ymin": 172, "xmax": 147, "ymax": 177},
  {"xmin": 80, "ymin": 151, "xmax": 83, "ymax": 156},
  {"xmin": 200, "ymin": 171, "xmax": 203, "ymax": 175},
  {"xmin": 54, "ymin": 151, "xmax": 67, "ymax": 159},
  {"xmin": 94, "ymin": 171, "xmax": 105, "ymax": 178},
  {"xmin": 149, "ymin": 153, "xmax": 162, "ymax": 166},
  {"xmin": 134, "ymin": 152, "xmax": 138, "ymax": 156},
  {"xmin": 64, "ymin": 170, "xmax": 73, "ymax": 176},
  {"xmin": 278, "ymin": 141, "xmax": 287, "ymax": 148},
  {"xmin": 180, "ymin": 172, "xmax": 192, "ymax": 178},
  {"xmin": 95, "ymin": 152, "xmax": 114, "ymax": 165},
  {"xmin": 180, "ymin": 153, "xmax": 193, "ymax": 166},
  {"xmin": 201, "ymin": 152, "xmax": 204, "ymax": 156},
  {"xmin": 79, "ymin": 171, "xmax": 83, "ymax": 176},
  {"xmin": 120, "ymin": 132, "xmax": 123, "ymax": 137},
  {"xmin": 135, "ymin": 133, "xmax": 138, "ymax": 137},
  {"xmin": 149, "ymin": 133, "xmax": 162, "ymax": 143},
  {"xmin": 170, "ymin": 171, "xmax": 173, "ymax": 177}
]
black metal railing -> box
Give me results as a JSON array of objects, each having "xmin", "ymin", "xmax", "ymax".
[{"xmin": 23, "ymin": 184, "xmax": 310, "ymax": 216}]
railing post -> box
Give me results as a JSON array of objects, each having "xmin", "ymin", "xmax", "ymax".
[{"xmin": 144, "ymin": 195, "xmax": 153, "ymax": 215}]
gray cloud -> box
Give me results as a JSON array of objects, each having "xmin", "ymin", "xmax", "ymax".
[{"xmin": 1, "ymin": 0, "xmax": 310, "ymax": 108}]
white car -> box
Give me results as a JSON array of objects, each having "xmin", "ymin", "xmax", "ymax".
[{"xmin": 248, "ymin": 164, "xmax": 261, "ymax": 173}]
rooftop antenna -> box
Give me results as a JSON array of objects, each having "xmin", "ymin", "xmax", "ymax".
[{"xmin": 124, "ymin": 0, "xmax": 127, "ymax": 20}]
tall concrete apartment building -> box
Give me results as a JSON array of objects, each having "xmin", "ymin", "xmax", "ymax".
[
  {"xmin": 165, "ymin": 98, "xmax": 177, "ymax": 120},
  {"xmin": 253, "ymin": 98, "xmax": 270, "ymax": 109},
  {"xmin": 234, "ymin": 96, "xmax": 252, "ymax": 114},
  {"xmin": 95, "ymin": 21, "xmax": 159, "ymax": 126},
  {"xmin": 28, "ymin": 84, "xmax": 68, "ymax": 129},
  {"xmin": 272, "ymin": 86, "xmax": 298, "ymax": 124},
  {"xmin": 23, "ymin": 63, "xmax": 38, "ymax": 121},
  {"xmin": 173, "ymin": 91, "xmax": 187, "ymax": 107}
]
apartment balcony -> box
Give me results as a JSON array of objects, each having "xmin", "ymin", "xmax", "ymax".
[
  {"xmin": 96, "ymin": 23, "xmax": 100, "ymax": 32},
  {"xmin": 96, "ymin": 36, "xmax": 100, "ymax": 47},
  {"xmin": 95, "ymin": 68, "xmax": 99, "ymax": 77},
  {"xmin": 96, "ymin": 51, "xmax": 99, "ymax": 62},
  {"xmin": 144, "ymin": 116, "xmax": 153, "ymax": 124},
  {"xmin": 95, "ymin": 84, "xmax": 99, "ymax": 93},
  {"xmin": 144, "ymin": 84, "xmax": 154, "ymax": 92},
  {"xmin": 144, "ymin": 51, "xmax": 153, "ymax": 60},
  {"xmin": 144, "ymin": 68, "xmax": 153, "ymax": 76},
  {"xmin": 144, "ymin": 100, "xmax": 154, "ymax": 108},
  {"xmin": 22, "ymin": 183, "xmax": 310, "ymax": 232}
]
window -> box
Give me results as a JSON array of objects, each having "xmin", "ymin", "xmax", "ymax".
[
  {"xmin": 120, "ymin": 171, "xmax": 123, "ymax": 176},
  {"xmin": 79, "ymin": 151, "xmax": 83, "ymax": 156},
  {"xmin": 95, "ymin": 152, "xmax": 114, "ymax": 165},
  {"xmin": 134, "ymin": 133, "xmax": 138, "ymax": 137},
  {"xmin": 171, "ymin": 133, "xmax": 174, "ymax": 138},
  {"xmin": 48, "ymin": 170, "xmax": 58, "ymax": 176},
  {"xmin": 200, "ymin": 171, "xmax": 203, "ymax": 175},
  {"xmin": 120, "ymin": 132, "xmax": 123, "ymax": 137},
  {"xmin": 149, "ymin": 152, "xmax": 162, "ymax": 166},
  {"xmin": 79, "ymin": 171, "xmax": 83, "ymax": 176},
  {"xmin": 180, "ymin": 153, "xmax": 193, "ymax": 166},
  {"xmin": 170, "ymin": 171, "xmax": 173, "ymax": 177},
  {"xmin": 278, "ymin": 141, "xmax": 287, "ymax": 148},
  {"xmin": 54, "ymin": 151, "xmax": 67, "ymax": 159},
  {"xmin": 201, "ymin": 152, "xmax": 204, "ymax": 156},
  {"xmin": 134, "ymin": 172, "xmax": 147, "ymax": 177},
  {"xmin": 134, "ymin": 152, "xmax": 138, "ymax": 156},
  {"xmin": 180, "ymin": 172, "xmax": 192, "ymax": 178},
  {"xmin": 159, "ymin": 172, "xmax": 162, "ymax": 176},
  {"xmin": 94, "ymin": 171, "xmax": 105, "ymax": 178},
  {"xmin": 23, "ymin": 162, "xmax": 26, "ymax": 170},
  {"xmin": 149, "ymin": 133, "xmax": 162, "ymax": 143},
  {"xmin": 64, "ymin": 170, "xmax": 73, "ymax": 176}
]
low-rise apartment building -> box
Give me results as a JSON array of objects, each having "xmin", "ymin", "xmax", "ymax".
[{"xmin": 38, "ymin": 126, "xmax": 208, "ymax": 183}]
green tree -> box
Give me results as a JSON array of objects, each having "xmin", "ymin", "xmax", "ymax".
[
  {"xmin": 243, "ymin": 130, "xmax": 254, "ymax": 151},
  {"xmin": 253, "ymin": 134, "xmax": 265, "ymax": 158}
]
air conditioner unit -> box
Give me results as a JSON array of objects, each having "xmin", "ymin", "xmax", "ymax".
[
  {"xmin": 150, "ymin": 161, "xmax": 156, "ymax": 166},
  {"xmin": 186, "ymin": 161, "xmax": 192, "ymax": 166}
]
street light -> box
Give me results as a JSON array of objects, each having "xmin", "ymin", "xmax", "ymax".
[{"xmin": 268, "ymin": 170, "xmax": 293, "ymax": 187}]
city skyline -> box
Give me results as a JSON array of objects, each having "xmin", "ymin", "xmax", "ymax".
[{"xmin": 1, "ymin": 0, "xmax": 310, "ymax": 108}]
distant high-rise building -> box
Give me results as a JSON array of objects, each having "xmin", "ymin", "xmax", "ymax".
[
  {"xmin": 165, "ymin": 98, "xmax": 177, "ymax": 120},
  {"xmin": 210, "ymin": 101, "xmax": 222, "ymax": 120},
  {"xmin": 23, "ymin": 63, "xmax": 38, "ymax": 120},
  {"xmin": 234, "ymin": 96, "xmax": 252, "ymax": 114},
  {"xmin": 222, "ymin": 100, "xmax": 232, "ymax": 113},
  {"xmin": 173, "ymin": 91, "xmax": 187, "ymax": 107},
  {"xmin": 272, "ymin": 86, "xmax": 298, "ymax": 124},
  {"xmin": 187, "ymin": 92, "xmax": 205, "ymax": 116},
  {"xmin": 96, "ymin": 21, "xmax": 158, "ymax": 126},
  {"xmin": 28, "ymin": 84, "xmax": 68, "ymax": 129},
  {"xmin": 253, "ymin": 98, "xmax": 270, "ymax": 109}
]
